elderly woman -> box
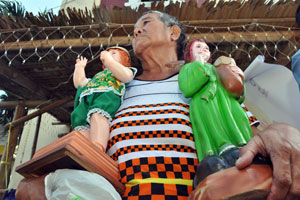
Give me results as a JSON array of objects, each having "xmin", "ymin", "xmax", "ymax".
[{"xmin": 16, "ymin": 11, "xmax": 300, "ymax": 200}]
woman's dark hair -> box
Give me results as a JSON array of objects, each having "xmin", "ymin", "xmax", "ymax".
[{"xmin": 142, "ymin": 10, "xmax": 186, "ymax": 60}]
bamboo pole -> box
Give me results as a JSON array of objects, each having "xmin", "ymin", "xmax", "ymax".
[
  {"xmin": 0, "ymin": 104, "xmax": 25, "ymax": 189},
  {"xmin": 3, "ymin": 97, "xmax": 72, "ymax": 130}
]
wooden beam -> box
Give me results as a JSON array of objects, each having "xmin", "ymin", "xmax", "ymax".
[
  {"xmin": 0, "ymin": 61, "xmax": 73, "ymax": 123},
  {"xmin": 0, "ymin": 35, "xmax": 132, "ymax": 51},
  {"xmin": 0, "ymin": 61, "xmax": 50, "ymax": 99},
  {"xmin": 0, "ymin": 100, "xmax": 74, "ymax": 109},
  {"xmin": 1, "ymin": 30, "xmax": 299, "ymax": 51},
  {"xmin": 0, "ymin": 104, "xmax": 25, "ymax": 189},
  {"xmin": 181, "ymin": 18, "xmax": 296, "ymax": 25},
  {"xmin": 4, "ymin": 96, "xmax": 72, "ymax": 130},
  {"xmin": 1, "ymin": 18, "xmax": 295, "ymax": 33},
  {"xmin": 187, "ymin": 30, "xmax": 300, "ymax": 43}
]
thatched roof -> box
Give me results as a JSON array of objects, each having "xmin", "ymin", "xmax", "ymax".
[{"xmin": 0, "ymin": 0, "xmax": 299, "ymax": 124}]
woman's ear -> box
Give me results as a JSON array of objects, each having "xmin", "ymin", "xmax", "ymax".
[{"xmin": 170, "ymin": 25, "xmax": 181, "ymax": 41}]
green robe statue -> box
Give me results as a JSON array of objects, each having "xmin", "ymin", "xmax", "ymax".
[{"xmin": 178, "ymin": 61, "xmax": 253, "ymax": 161}]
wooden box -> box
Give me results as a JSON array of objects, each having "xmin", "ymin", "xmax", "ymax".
[{"xmin": 15, "ymin": 131, "xmax": 125, "ymax": 194}]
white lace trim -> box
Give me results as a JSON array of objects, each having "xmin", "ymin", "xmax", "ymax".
[
  {"xmin": 80, "ymin": 78, "xmax": 90, "ymax": 87},
  {"xmin": 86, "ymin": 108, "xmax": 113, "ymax": 123},
  {"xmin": 74, "ymin": 125, "xmax": 90, "ymax": 131}
]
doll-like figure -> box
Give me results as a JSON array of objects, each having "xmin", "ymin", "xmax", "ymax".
[
  {"xmin": 178, "ymin": 39, "xmax": 255, "ymax": 187},
  {"xmin": 71, "ymin": 47, "xmax": 137, "ymax": 151}
]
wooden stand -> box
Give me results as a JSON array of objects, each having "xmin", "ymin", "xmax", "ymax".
[
  {"xmin": 188, "ymin": 164, "xmax": 272, "ymax": 200},
  {"xmin": 15, "ymin": 131, "xmax": 125, "ymax": 194}
]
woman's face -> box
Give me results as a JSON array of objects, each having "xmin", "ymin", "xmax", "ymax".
[{"xmin": 191, "ymin": 41, "xmax": 211, "ymax": 63}]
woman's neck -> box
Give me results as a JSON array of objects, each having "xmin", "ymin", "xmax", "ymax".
[{"xmin": 136, "ymin": 47, "xmax": 179, "ymax": 81}]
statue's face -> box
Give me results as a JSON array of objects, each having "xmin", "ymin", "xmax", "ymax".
[
  {"xmin": 132, "ymin": 13, "xmax": 171, "ymax": 58},
  {"xmin": 108, "ymin": 49, "xmax": 121, "ymax": 63},
  {"xmin": 191, "ymin": 41, "xmax": 211, "ymax": 63}
]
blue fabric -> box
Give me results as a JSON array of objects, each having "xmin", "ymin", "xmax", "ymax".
[
  {"xmin": 3, "ymin": 189, "xmax": 16, "ymax": 200},
  {"xmin": 292, "ymin": 50, "xmax": 300, "ymax": 91}
]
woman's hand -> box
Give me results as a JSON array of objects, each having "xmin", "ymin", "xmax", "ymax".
[{"xmin": 236, "ymin": 123, "xmax": 300, "ymax": 199}]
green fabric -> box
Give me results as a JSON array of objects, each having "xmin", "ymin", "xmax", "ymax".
[
  {"xmin": 71, "ymin": 90, "xmax": 121, "ymax": 130},
  {"xmin": 71, "ymin": 67, "xmax": 137, "ymax": 130},
  {"xmin": 81, "ymin": 69, "xmax": 124, "ymax": 97},
  {"xmin": 178, "ymin": 61, "xmax": 252, "ymax": 161}
]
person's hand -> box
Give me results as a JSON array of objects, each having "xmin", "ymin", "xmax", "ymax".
[
  {"xmin": 15, "ymin": 176, "xmax": 47, "ymax": 200},
  {"xmin": 236, "ymin": 123, "xmax": 300, "ymax": 199},
  {"xmin": 75, "ymin": 56, "xmax": 88, "ymax": 69}
]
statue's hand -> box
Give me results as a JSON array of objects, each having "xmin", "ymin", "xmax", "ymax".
[
  {"xmin": 195, "ymin": 55, "xmax": 205, "ymax": 64},
  {"xmin": 214, "ymin": 56, "xmax": 244, "ymax": 96},
  {"xmin": 75, "ymin": 56, "xmax": 88, "ymax": 69},
  {"xmin": 236, "ymin": 123, "xmax": 300, "ymax": 200},
  {"xmin": 100, "ymin": 50, "xmax": 114, "ymax": 65}
]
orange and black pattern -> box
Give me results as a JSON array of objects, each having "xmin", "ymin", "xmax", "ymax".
[
  {"xmin": 117, "ymin": 102, "xmax": 189, "ymax": 113},
  {"xmin": 109, "ymin": 100, "xmax": 197, "ymax": 199},
  {"xmin": 242, "ymin": 104, "xmax": 259, "ymax": 126},
  {"xmin": 119, "ymin": 157, "xmax": 198, "ymax": 183},
  {"xmin": 111, "ymin": 118, "xmax": 191, "ymax": 130},
  {"xmin": 108, "ymin": 130, "xmax": 194, "ymax": 150},
  {"xmin": 111, "ymin": 144, "xmax": 196, "ymax": 161},
  {"xmin": 115, "ymin": 108, "xmax": 189, "ymax": 119},
  {"xmin": 122, "ymin": 183, "xmax": 194, "ymax": 200},
  {"xmin": 248, "ymin": 116, "xmax": 258, "ymax": 125}
]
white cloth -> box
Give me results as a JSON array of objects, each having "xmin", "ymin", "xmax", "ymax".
[
  {"xmin": 244, "ymin": 55, "xmax": 300, "ymax": 131},
  {"xmin": 44, "ymin": 169, "xmax": 121, "ymax": 200}
]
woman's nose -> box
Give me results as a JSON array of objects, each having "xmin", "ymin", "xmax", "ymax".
[{"xmin": 134, "ymin": 27, "xmax": 142, "ymax": 38}]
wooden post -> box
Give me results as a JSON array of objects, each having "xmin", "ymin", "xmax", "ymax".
[
  {"xmin": 3, "ymin": 97, "xmax": 72, "ymax": 130},
  {"xmin": 31, "ymin": 115, "xmax": 42, "ymax": 158},
  {"xmin": 0, "ymin": 104, "xmax": 25, "ymax": 189}
]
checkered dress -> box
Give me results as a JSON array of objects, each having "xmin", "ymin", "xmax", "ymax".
[{"xmin": 107, "ymin": 74, "xmax": 258, "ymax": 200}]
